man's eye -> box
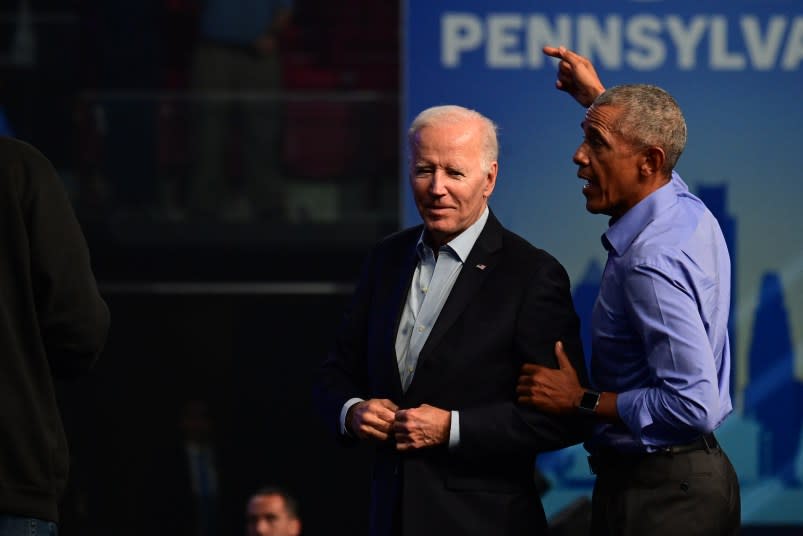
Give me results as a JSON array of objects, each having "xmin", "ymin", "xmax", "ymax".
[{"xmin": 585, "ymin": 136, "xmax": 603, "ymax": 148}]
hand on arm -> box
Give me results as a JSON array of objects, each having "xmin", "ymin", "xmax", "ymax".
[
  {"xmin": 393, "ymin": 404, "xmax": 451, "ymax": 451},
  {"xmin": 542, "ymin": 46, "xmax": 606, "ymax": 108},
  {"xmin": 517, "ymin": 341, "xmax": 584, "ymax": 414},
  {"xmin": 517, "ymin": 341, "xmax": 620, "ymax": 422},
  {"xmin": 346, "ymin": 398, "xmax": 398, "ymax": 442}
]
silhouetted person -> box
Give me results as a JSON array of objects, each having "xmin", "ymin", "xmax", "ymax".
[
  {"xmin": 0, "ymin": 136, "xmax": 110, "ymax": 535},
  {"xmin": 140, "ymin": 397, "xmax": 222, "ymax": 536}
]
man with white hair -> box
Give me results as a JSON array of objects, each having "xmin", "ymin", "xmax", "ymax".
[{"xmin": 314, "ymin": 104, "xmax": 592, "ymax": 535}]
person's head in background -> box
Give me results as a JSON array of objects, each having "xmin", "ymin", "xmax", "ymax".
[
  {"xmin": 407, "ymin": 104, "xmax": 499, "ymax": 250},
  {"xmin": 245, "ymin": 485, "xmax": 302, "ymax": 536}
]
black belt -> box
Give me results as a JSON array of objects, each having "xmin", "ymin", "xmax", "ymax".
[
  {"xmin": 659, "ymin": 432, "xmax": 718, "ymax": 454},
  {"xmin": 587, "ymin": 433, "xmax": 719, "ymax": 475}
]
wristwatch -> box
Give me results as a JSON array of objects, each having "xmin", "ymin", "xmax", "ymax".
[{"xmin": 578, "ymin": 390, "xmax": 601, "ymax": 414}]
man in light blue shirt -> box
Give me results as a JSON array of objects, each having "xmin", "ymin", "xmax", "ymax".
[{"xmin": 517, "ymin": 47, "xmax": 741, "ymax": 535}]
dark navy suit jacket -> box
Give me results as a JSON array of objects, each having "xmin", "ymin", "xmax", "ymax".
[{"xmin": 313, "ymin": 210, "xmax": 591, "ymax": 536}]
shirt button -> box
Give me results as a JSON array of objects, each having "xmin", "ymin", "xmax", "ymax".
[
  {"xmin": 421, "ymin": 287, "xmax": 428, "ymax": 292},
  {"xmin": 418, "ymin": 326, "xmax": 424, "ymax": 332}
]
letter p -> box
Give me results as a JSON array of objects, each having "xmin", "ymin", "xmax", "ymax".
[{"xmin": 442, "ymin": 13, "xmax": 483, "ymax": 67}]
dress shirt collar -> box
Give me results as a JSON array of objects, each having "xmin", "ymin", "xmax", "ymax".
[
  {"xmin": 601, "ymin": 171, "xmax": 688, "ymax": 256},
  {"xmin": 417, "ymin": 206, "xmax": 489, "ymax": 263}
]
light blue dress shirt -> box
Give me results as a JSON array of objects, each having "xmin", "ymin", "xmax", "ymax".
[
  {"xmin": 589, "ymin": 172, "xmax": 734, "ymax": 454},
  {"xmin": 340, "ymin": 208, "xmax": 490, "ymax": 448},
  {"xmin": 395, "ymin": 208, "xmax": 489, "ymax": 391}
]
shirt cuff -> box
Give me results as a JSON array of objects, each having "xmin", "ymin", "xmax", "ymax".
[
  {"xmin": 449, "ymin": 410, "xmax": 460, "ymax": 449},
  {"xmin": 340, "ymin": 398, "xmax": 364, "ymax": 435}
]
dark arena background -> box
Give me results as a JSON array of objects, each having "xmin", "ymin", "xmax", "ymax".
[{"xmin": 1, "ymin": 0, "xmax": 801, "ymax": 534}]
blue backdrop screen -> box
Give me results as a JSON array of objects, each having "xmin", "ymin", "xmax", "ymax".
[{"xmin": 403, "ymin": 0, "xmax": 803, "ymax": 524}]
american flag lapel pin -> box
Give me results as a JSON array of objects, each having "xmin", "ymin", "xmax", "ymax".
[{"xmin": 476, "ymin": 263, "xmax": 487, "ymax": 270}]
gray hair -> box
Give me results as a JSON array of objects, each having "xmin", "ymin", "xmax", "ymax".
[
  {"xmin": 591, "ymin": 84, "xmax": 687, "ymax": 173},
  {"xmin": 408, "ymin": 105, "xmax": 499, "ymax": 173}
]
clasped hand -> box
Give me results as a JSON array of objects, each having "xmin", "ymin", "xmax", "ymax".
[{"xmin": 347, "ymin": 399, "xmax": 450, "ymax": 451}]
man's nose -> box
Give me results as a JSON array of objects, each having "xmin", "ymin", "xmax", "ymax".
[
  {"xmin": 572, "ymin": 144, "xmax": 588, "ymax": 166},
  {"xmin": 429, "ymin": 170, "xmax": 447, "ymax": 195}
]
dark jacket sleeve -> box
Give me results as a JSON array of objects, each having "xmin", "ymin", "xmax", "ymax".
[
  {"xmin": 312, "ymin": 228, "xmax": 417, "ymax": 440},
  {"xmin": 458, "ymin": 250, "xmax": 593, "ymax": 459},
  {"xmin": 16, "ymin": 138, "xmax": 110, "ymax": 377},
  {"xmin": 312, "ymin": 243, "xmax": 377, "ymax": 438}
]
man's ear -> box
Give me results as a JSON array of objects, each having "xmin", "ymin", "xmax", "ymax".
[
  {"xmin": 483, "ymin": 161, "xmax": 498, "ymax": 198},
  {"xmin": 640, "ymin": 146, "xmax": 666, "ymax": 177}
]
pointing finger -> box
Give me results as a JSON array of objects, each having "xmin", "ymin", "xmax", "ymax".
[{"xmin": 542, "ymin": 45, "xmax": 563, "ymax": 59}]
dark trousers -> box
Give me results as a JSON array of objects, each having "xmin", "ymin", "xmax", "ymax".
[{"xmin": 589, "ymin": 444, "xmax": 741, "ymax": 535}]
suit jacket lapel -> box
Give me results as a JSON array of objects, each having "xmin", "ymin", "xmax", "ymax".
[
  {"xmin": 417, "ymin": 210, "xmax": 504, "ymax": 362},
  {"xmin": 382, "ymin": 230, "xmax": 420, "ymax": 397}
]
